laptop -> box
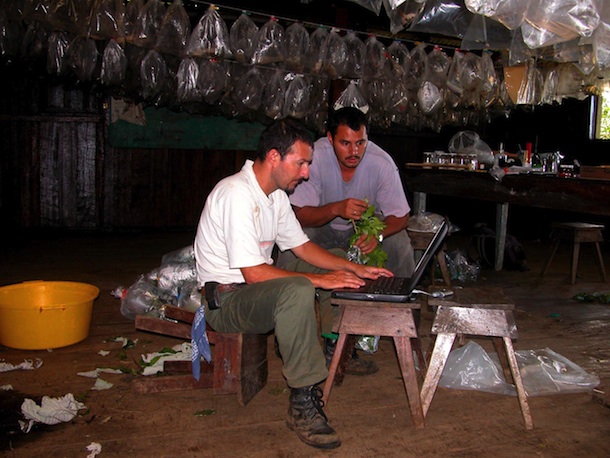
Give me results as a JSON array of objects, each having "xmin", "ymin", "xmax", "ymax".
[{"xmin": 331, "ymin": 218, "xmax": 449, "ymax": 303}]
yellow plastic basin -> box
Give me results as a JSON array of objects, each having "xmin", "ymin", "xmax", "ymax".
[{"xmin": 0, "ymin": 281, "xmax": 99, "ymax": 350}]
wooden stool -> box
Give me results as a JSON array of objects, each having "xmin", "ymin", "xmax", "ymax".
[
  {"xmin": 407, "ymin": 229, "xmax": 451, "ymax": 286},
  {"xmin": 322, "ymin": 298, "xmax": 426, "ymax": 430},
  {"xmin": 421, "ymin": 287, "xmax": 533, "ymax": 430},
  {"xmin": 133, "ymin": 305, "xmax": 268, "ymax": 406},
  {"xmin": 541, "ymin": 222, "xmax": 607, "ymax": 284}
]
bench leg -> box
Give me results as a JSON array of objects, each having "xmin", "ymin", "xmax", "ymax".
[
  {"xmin": 322, "ymin": 333, "xmax": 357, "ymax": 405},
  {"xmin": 571, "ymin": 242, "xmax": 581, "ymax": 284},
  {"xmin": 420, "ymin": 332, "xmax": 455, "ymax": 417},
  {"xmin": 594, "ymin": 242, "xmax": 607, "ymax": 282},
  {"xmin": 503, "ymin": 337, "xmax": 533, "ymax": 430},
  {"xmin": 395, "ymin": 336, "xmax": 425, "ymax": 429}
]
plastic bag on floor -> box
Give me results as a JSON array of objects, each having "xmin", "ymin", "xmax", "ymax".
[{"xmin": 438, "ymin": 341, "xmax": 600, "ymax": 396}]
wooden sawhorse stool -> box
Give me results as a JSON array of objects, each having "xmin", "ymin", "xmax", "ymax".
[
  {"xmin": 322, "ymin": 298, "xmax": 426, "ymax": 430},
  {"xmin": 541, "ymin": 222, "xmax": 607, "ymax": 284},
  {"xmin": 134, "ymin": 305, "xmax": 268, "ymax": 406},
  {"xmin": 420, "ymin": 287, "xmax": 533, "ymax": 430}
]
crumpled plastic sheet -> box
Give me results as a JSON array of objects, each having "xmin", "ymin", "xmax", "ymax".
[
  {"xmin": 439, "ymin": 341, "xmax": 600, "ymax": 397},
  {"xmin": 20, "ymin": 393, "xmax": 86, "ymax": 433}
]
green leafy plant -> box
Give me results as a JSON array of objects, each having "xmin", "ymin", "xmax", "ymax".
[{"xmin": 349, "ymin": 202, "xmax": 388, "ymax": 267}]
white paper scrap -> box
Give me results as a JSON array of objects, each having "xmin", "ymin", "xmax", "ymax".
[
  {"xmin": 98, "ymin": 350, "xmax": 110, "ymax": 356},
  {"xmin": 78, "ymin": 368, "xmax": 122, "ymax": 378},
  {"xmin": 0, "ymin": 358, "xmax": 43, "ymax": 372},
  {"xmin": 20, "ymin": 393, "xmax": 86, "ymax": 432},
  {"xmin": 86, "ymin": 442, "xmax": 102, "ymax": 458},
  {"xmin": 140, "ymin": 342, "xmax": 192, "ymax": 376},
  {"xmin": 91, "ymin": 378, "xmax": 113, "ymax": 391}
]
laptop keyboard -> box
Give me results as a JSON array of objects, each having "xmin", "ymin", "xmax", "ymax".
[{"xmin": 369, "ymin": 276, "xmax": 407, "ymax": 294}]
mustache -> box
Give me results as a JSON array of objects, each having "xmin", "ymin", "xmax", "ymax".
[{"xmin": 347, "ymin": 155, "xmax": 361, "ymax": 160}]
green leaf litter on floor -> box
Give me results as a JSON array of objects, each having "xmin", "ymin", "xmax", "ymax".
[{"xmin": 573, "ymin": 292, "xmax": 610, "ymax": 304}]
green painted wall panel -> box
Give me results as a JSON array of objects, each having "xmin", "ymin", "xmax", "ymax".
[{"xmin": 109, "ymin": 108, "xmax": 266, "ymax": 150}]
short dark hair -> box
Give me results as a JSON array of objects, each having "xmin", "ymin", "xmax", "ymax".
[
  {"xmin": 256, "ymin": 119, "xmax": 314, "ymax": 161},
  {"xmin": 327, "ymin": 107, "xmax": 368, "ymax": 137}
]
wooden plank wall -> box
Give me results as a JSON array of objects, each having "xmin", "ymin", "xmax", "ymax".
[{"xmin": 0, "ymin": 78, "xmax": 249, "ymax": 231}]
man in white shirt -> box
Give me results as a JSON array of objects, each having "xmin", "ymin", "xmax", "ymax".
[{"xmin": 194, "ymin": 119, "xmax": 392, "ymax": 450}]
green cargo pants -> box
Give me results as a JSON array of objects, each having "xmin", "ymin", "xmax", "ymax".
[{"xmin": 203, "ymin": 250, "xmax": 342, "ymax": 389}]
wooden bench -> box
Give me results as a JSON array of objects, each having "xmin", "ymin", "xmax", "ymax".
[
  {"xmin": 323, "ymin": 297, "xmax": 426, "ymax": 430},
  {"xmin": 133, "ymin": 305, "xmax": 268, "ymax": 406},
  {"xmin": 422, "ymin": 287, "xmax": 533, "ymax": 430},
  {"xmin": 541, "ymin": 222, "xmax": 607, "ymax": 284}
]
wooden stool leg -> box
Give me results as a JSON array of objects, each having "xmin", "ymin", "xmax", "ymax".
[
  {"xmin": 492, "ymin": 337, "xmax": 513, "ymax": 383},
  {"xmin": 594, "ymin": 242, "xmax": 607, "ymax": 282},
  {"xmin": 322, "ymin": 334, "xmax": 357, "ymax": 404},
  {"xmin": 503, "ymin": 337, "xmax": 533, "ymax": 430},
  {"xmin": 571, "ymin": 241, "xmax": 581, "ymax": 284},
  {"xmin": 437, "ymin": 251, "xmax": 451, "ymax": 286},
  {"xmin": 395, "ymin": 336, "xmax": 425, "ymax": 429},
  {"xmin": 421, "ymin": 332, "xmax": 456, "ymax": 417},
  {"xmin": 541, "ymin": 239, "xmax": 560, "ymax": 277}
]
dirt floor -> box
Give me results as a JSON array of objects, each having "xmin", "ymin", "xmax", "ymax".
[{"xmin": 0, "ymin": 230, "xmax": 609, "ymax": 457}]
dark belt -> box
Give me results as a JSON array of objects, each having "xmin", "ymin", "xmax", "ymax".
[
  {"xmin": 217, "ymin": 282, "xmax": 248, "ymax": 293},
  {"xmin": 204, "ymin": 282, "xmax": 247, "ymax": 310}
]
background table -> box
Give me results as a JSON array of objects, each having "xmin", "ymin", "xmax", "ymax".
[{"xmin": 404, "ymin": 168, "xmax": 610, "ymax": 270}]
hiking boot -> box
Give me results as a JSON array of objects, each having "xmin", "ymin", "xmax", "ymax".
[
  {"xmin": 324, "ymin": 338, "xmax": 379, "ymax": 376},
  {"xmin": 286, "ymin": 385, "xmax": 341, "ymax": 449}
]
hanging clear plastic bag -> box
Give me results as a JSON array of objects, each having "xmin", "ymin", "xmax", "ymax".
[
  {"xmin": 124, "ymin": 0, "xmax": 144, "ymax": 42},
  {"xmin": 262, "ymin": 68, "xmax": 287, "ymax": 120},
  {"xmin": 306, "ymin": 26, "xmax": 329, "ymax": 74},
  {"xmin": 67, "ymin": 36, "xmax": 98, "ymax": 82},
  {"xmin": 516, "ymin": 58, "xmax": 544, "ymax": 105},
  {"xmin": 333, "ymin": 80, "xmax": 370, "ymax": 113},
  {"xmin": 88, "ymin": 0, "xmax": 125, "ymax": 41},
  {"xmin": 154, "ymin": 0, "xmax": 190, "ymax": 57},
  {"xmin": 343, "ymin": 31, "xmax": 366, "ymax": 79},
  {"xmin": 48, "ymin": 0, "xmax": 90, "ymax": 36},
  {"xmin": 130, "ymin": 0, "xmax": 165, "ymax": 49},
  {"xmin": 140, "ymin": 49, "xmax": 167, "ymax": 100},
  {"xmin": 176, "ymin": 57, "xmax": 200, "ymax": 103},
  {"xmin": 229, "ymin": 12, "xmax": 258, "ymax": 63},
  {"xmin": 418, "ymin": 80, "xmax": 443, "ymax": 115},
  {"xmin": 285, "ymin": 22, "xmax": 310, "ymax": 73},
  {"xmin": 409, "ymin": 0, "xmax": 474, "ymax": 39},
  {"xmin": 383, "ymin": 0, "xmax": 425, "ymax": 34},
  {"xmin": 387, "ymin": 40, "xmax": 411, "ymax": 79},
  {"xmin": 0, "ymin": 10, "xmax": 22, "ymax": 59},
  {"xmin": 21, "ymin": 20, "xmax": 49, "ymax": 60},
  {"xmin": 233, "ymin": 65, "xmax": 265, "ymax": 112},
  {"xmin": 100, "ymin": 38, "xmax": 127, "ymax": 86},
  {"xmin": 47, "ymin": 31, "xmax": 69, "ymax": 76},
  {"xmin": 524, "ymin": 0, "xmax": 600, "ymax": 40},
  {"xmin": 198, "ymin": 58, "xmax": 228, "ymax": 105},
  {"xmin": 186, "ymin": 5, "xmax": 232, "ymax": 59},
  {"xmin": 363, "ymin": 35, "xmax": 387, "ymax": 81},
  {"xmin": 251, "ymin": 17, "xmax": 285, "ymax": 65},
  {"xmin": 461, "ymin": 13, "xmax": 512, "ymax": 51},
  {"xmin": 322, "ymin": 28, "xmax": 348, "ymax": 80},
  {"xmin": 284, "ymin": 73, "xmax": 311, "ymax": 119},
  {"xmin": 407, "ymin": 43, "xmax": 428, "ymax": 94},
  {"xmin": 465, "ymin": 0, "xmax": 528, "ymax": 31}
]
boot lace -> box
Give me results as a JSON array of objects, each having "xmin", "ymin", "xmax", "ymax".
[{"xmin": 309, "ymin": 386, "xmax": 328, "ymax": 421}]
